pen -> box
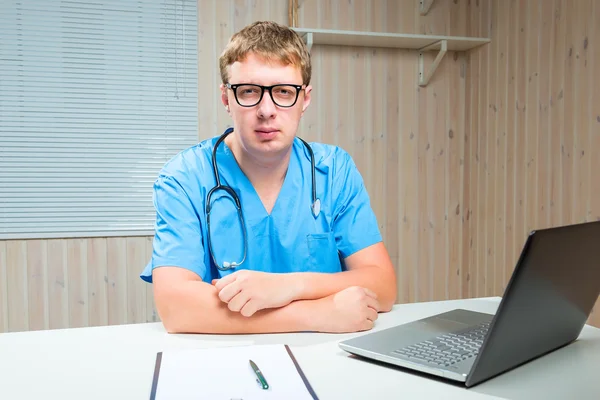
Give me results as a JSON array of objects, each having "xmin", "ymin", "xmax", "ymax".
[{"xmin": 249, "ymin": 359, "xmax": 269, "ymax": 390}]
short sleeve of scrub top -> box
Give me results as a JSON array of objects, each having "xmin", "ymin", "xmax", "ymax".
[
  {"xmin": 329, "ymin": 148, "xmax": 382, "ymax": 258},
  {"xmin": 140, "ymin": 173, "xmax": 209, "ymax": 283}
]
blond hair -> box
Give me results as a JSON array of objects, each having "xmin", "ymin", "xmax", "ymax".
[{"xmin": 219, "ymin": 21, "xmax": 311, "ymax": 85}]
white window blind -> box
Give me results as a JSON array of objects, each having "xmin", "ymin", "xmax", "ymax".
[{"xmin": 0, "ymin": 0, "xmax": 199, "ymax": 239}]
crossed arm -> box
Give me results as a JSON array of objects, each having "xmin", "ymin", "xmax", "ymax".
[{"xmin": 152, "ymin": 242, "xmax": 397, "ymax": 334}]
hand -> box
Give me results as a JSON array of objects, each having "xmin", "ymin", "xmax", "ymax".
[
  {"xmin": 313, "ymin": 286, "xmax": 380, "ymax": 333},
  {"xmin": 212, "ymin": 270, "xmax": 298, "ymax": 317}
]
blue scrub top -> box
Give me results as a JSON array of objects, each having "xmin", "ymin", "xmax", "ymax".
[{"xmin": 140, "ymin": 132, "xmax": 382, "ymax": 283}]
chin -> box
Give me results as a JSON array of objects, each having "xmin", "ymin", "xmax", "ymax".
[
  {"xmin": 255, "ymin": 140, "xmax": 285, "ymax": 154},
  {"xmin": 252, "ymin": 134, "xmax": 292, "ymax": 154}
]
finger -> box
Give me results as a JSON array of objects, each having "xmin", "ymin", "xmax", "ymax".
[
  {"xmin": 365, "ymin": 295, "xmax": 381, "ymax": 313},
  {"xmin": 363, "ymin": 287, "xmax": 378, "ymax": 299},
  {"xmin": 366, "ymin": 307, "xmax": 378, "ymax": 322},
  {"xmin": 214, "ymin": 272, "xmax": 237, "ymax": 291},
  {"xmin": 227, "ymin": 291, "xmax": 250, "ymax": 313},
  {"xmin": 211, "ymin": 279, "xmax": 218, "ymax": 285},
  {"xmin": 361, "ymin": 319, "xmax": 375, "ymax": 332},
  {"xmin": 240, "ymin": 300, "xmax": 259, "ymax": 317},
  {"xmin": 218, "ymin": 280, "xmax": 242, "ymax": 303}
]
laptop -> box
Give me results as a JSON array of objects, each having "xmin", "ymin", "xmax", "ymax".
[{"xmin": 339, "ymin": 221, "xmax": 600, "ymax": 387}]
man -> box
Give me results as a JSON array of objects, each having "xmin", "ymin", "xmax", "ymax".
[{"xmin": 140, "ymin": 21, "xmax": 397, "ymax": 334}]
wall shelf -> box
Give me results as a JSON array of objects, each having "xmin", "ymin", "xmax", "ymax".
[
  {"xmin": 292, "ymin": 28, "xmax": 489, "ymax": 52},
  {"xmin": 291, "ymin": 28, "xmax": 490, "ymax": 86}
]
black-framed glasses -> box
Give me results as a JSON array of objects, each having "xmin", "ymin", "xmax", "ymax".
[{"xmin": 226, "ymin": 83, "xmax": 304, "ymax": 108}]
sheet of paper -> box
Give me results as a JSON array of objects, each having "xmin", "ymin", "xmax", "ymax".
[{"xmin": 153, "ymin": 344, "xmax": 316, "ymax": 400}]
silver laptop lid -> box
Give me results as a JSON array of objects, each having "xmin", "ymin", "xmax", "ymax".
[{"xmin": 466, "ymin": 221, "xmax": 600, "ymax": 386}]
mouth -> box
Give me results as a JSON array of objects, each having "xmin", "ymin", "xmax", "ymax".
[{"xmin": 254, "ymin": 128, "xmax": 280, "ymax": 139}]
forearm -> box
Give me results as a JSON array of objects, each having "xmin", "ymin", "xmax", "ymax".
[
  {"xmin": 156, "ymin": 279, "xmax": 319, "ymax": 334},
  {"xmin": 290, "ymin": 265, "xmax": 397, "ymax": 311}
]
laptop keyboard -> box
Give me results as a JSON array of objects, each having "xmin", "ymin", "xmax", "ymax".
[{"xmin": 392, "ymin": 321, "xmax": 490, "ymax": 368}]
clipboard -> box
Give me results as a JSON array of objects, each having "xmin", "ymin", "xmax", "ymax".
[{"xmin": 149, "ymin": 344, "xmax": 319, "ymax": 400}]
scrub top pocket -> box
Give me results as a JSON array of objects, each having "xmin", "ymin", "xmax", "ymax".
[{"xmin": 306, "ymin": 232, "xmax": 342, "ymax": 273}]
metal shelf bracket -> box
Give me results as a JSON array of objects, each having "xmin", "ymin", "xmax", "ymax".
[{"xmin": 419, "ymin": 0, "xmax": 435, "ymax": 15}]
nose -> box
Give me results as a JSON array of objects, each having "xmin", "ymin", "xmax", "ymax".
[{"xmin": 256, "ymin": 88, "xmax": 277, "ymax": 119}]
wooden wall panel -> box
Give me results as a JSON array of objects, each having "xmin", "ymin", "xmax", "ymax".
[
  {"xmin": 0, "ymin": 241, "xmax": 8, "ymax": 332},
  {"xmin": 1, "ymin": 0, "xmax": 599, "ymax": 332},
  {"xmin": 67, "ymin": 238, "xmax": 87, "ymax": 328},
  {"xmin": 466, "ymin": 0, "xmax": 600, "ymax": 327},
  {"xmin": 6, "ymin": 241, "xmax": 28, "ymax": 332},
  {"xmin": 47, "ymin": 239, "xmax": 68, "ymax": 329},
  {"xmin": 126, "ymin": 237, "xmax": 148, "ymax": 324},
  {"xmin": 27, "ymin": 240, "xmax": 47, "ymax": 330},
  {"xmin": 88, "ymin": 238, "xmax": 108, "ymax": 327},
  {"xmin": 106, "ymin": 237, "xmax": 128, "ymax": 325},
  {"xmin": 0, "ymin": 237, "xmax": 158, "ymax": 332}
]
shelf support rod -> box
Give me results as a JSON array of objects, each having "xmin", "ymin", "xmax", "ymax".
[
  {"xmin": 419, "ymin": 0, "xmax": 435, "ymax": 15},
  {"xmin": 418, "ymin": 39, "xmax": 447, "ymax": 86}
]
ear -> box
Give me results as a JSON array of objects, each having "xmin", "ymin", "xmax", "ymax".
[
  {"xmin": 300, "ymin": 85, "xmax": 312, "ymax": 116},
  {"xmin": 220, "ymin": 83, "xmax": 230, "ymax": 113}
]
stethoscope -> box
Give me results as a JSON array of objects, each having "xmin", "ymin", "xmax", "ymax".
[{"xmin": 206, "ymin": 127, "xmax": 321, "ymax": 271}]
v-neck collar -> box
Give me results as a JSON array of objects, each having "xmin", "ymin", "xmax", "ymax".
[{"xmin": 215, "ymin": 138, "xmax": 299, "ymax": 224}]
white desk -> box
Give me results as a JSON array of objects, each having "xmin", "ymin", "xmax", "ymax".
[{"xmin": 1, "ymin": 297, "xmax": 599, "ymax": 400}]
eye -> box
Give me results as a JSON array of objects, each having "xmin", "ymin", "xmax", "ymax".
[
  {"xmin": 273, "ymin": 86, "xmax": 296, "ymax": 97},
  {"xmin": 240, "ymin": 87, "xmax": 259, "ymax": 95}
]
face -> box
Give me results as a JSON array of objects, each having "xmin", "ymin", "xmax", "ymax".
[{"xmin": 220, "ymin": 52, "xmax": 312, "ymax": 161}]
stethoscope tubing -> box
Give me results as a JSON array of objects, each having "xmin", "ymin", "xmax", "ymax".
[{"xmin": 205, "ymin": 127, "xmax": 319, "ymax": 271}]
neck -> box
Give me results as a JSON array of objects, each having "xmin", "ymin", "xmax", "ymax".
[{"xmin": 225, "ymin": 135, "xmax": 291, "ymax": 191}]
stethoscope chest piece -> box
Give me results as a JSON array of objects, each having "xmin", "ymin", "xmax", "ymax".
[{"xmin": 311, "ymin": 198, "xmax": 321, "ymax": 218}]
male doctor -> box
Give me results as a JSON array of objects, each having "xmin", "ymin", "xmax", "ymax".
[{"xmin": 141, "ymin": 21, "xmax": 397, "ymax": 334}]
